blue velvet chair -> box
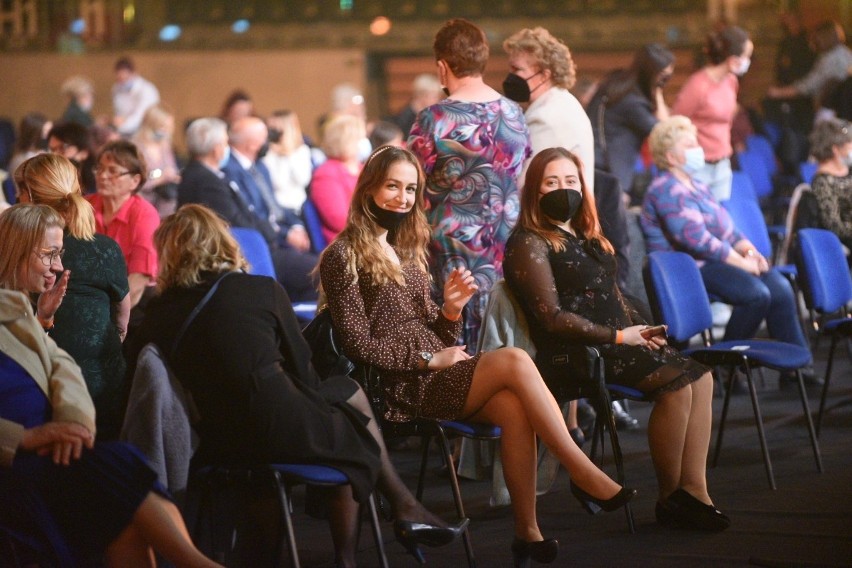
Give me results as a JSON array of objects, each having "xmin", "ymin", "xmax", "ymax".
[
  {"xmin": 230, "ymin": 226, "xmax": 316, "ymax": 322},
  {"xmin": 795, "ymin": 229, "xmax": 852, "ymax": 436},
  {"xmin": 644, "ymin": 251, "xmax": 823, "ymax": 490},
  {"xmin": 301, "ymin": 199, "xmax": 328, "ymax": 253}
]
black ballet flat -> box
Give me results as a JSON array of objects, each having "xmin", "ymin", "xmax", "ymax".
[
  {"xmin": 570, "ymin": 481, "xmax": 637, "ymax": 515},
  {"xmin": 511, "ymin": 537, "xmax": 559, "ymax": 568},
  {"xmin": 663, "ymin": 489, "xmax": 731, "ymax": 532},
  {"xmin": 393, "ymin": 518, "xmax": 469, "ymax": 564}
]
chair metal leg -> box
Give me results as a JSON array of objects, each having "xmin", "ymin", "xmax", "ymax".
[
  {"xmin": 434, "ymin": 425, "xmax": 476, "ymax": 568},
  {"xmin": 743, "ymin": 364, "xmax": 776, "ymax": 491},
  {"xmin": 816, "ymin": 335, "xmax": 838, "ymax": 437},
  {"xmin": 794, "ymin": 370, "xmax": 824, "ymax": 473},
  {"xmin": 366, "ymin": 493, "xmax": 390, "ymax": 568},
  {"xmin": 271, "ymin": 471, "xmax": 300, "ymax": 568},
  {"xmin": 711, "ymin": 367, "xmax": 735, "ymax": 469},
  {"xmin": 415, "ymin": 434, "xmax": 432, "ymax": 502}
]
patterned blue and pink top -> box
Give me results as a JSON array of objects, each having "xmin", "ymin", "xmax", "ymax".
[
  {"xmin": 408, "ymin": 97, "xmax": 531, "ymax": 349},
  {"xmin": 640, "ymin": 171, "xmax": 744, "ymax": 265}
]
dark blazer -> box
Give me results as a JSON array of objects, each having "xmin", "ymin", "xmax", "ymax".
[
  {"xmin": 177, "ymin": 160, "xmax": 277, "ymax": 244},
  {"xmin": 221, "ymin": 155, "xmax": 304, "ymax": 235}
]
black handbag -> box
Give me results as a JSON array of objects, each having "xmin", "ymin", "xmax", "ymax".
[{"xmin": 301, "ymin": 307, "xmax": 355, "ymax": 380}]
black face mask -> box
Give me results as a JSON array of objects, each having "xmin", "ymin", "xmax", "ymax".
[
  {"xmin": 256, "ymin": 142, "xmax": 270, "ymax": 160},
  {"xmin": 368, "ymin": 197, "xmax": 409, "ymax": 231},
  {"xmin": 502, "ymin": 72, "xmax": 531, "ymax": 102},
  {"xmin": 539, "ymin": 189, "xmax": 583, "ymax": 223}
]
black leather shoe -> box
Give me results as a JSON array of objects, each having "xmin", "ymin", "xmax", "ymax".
[
  {"xmin": 511, "ymin": 537, "xmax": 559, "ymax": 568},
  {"xmin": 664, "ymin": 489, "xmax": 730, "ymax": 532},
  {"xmin": 779, "ymin": 367, "xmax": 824, "ymax": 388},
  {"xmin": 570, "ymin": 481, "xmax": 637, "ymax": 515},
  {"xmin": 394, "ymin": 518, "xmax": 469, "ymax": 563}
]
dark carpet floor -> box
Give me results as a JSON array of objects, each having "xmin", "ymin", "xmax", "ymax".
[{"xmin": 249, "ymin": 338, "xmax": 852, "ymax": 568}]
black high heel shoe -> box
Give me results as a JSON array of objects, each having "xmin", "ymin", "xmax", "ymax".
[
  {"xmin": 393, "ymin": 518, "xmax": 469, "ymax": 564},
  {"xmin": 570, "ymin": 481, "xmax": 636, "ymax": 515},
  {"xmin": 663, "ymin": 489, "xmax": 730, "ymax": 531},
  {"xmin": 511, "ymin": 537, "xmax": 559, "ymax": 568}
]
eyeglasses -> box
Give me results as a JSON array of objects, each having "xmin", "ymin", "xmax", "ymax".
[
  {"xmin": 34, "ymin": 247, "xmax": 65, "ymax": 266},
  {"xmin": 93, "ymin": 166, "xmax": 133, "ymax": 179}
]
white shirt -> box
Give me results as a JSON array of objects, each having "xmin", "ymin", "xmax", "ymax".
[
  {"xmin": 523, "ymin": 86, "xmax": 595, "ymax": 191},
  {"xmin": 112, "ymin": 75, "xmax": 160, "ymax": 136},
  {"xmin": 262, "ymin": 144, "xmax": 313, "ymax": 212}
]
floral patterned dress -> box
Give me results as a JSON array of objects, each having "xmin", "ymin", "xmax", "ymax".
[
  {"xmin": 408, "ymin": 98, "xmax": 531, "ymax": 350},
  {"xmin": 504, "ymin": 227, "xmax": 707, "ymax": 401}
]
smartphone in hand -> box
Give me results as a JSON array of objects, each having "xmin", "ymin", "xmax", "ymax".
[{"xmin": 640, "ymin": 325, "xmax": 668, "ymax": 340}]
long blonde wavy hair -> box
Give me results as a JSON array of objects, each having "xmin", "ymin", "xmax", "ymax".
[
  {"xmin": 322, "ymin": 145, "xmax": 431, "ymax": 286},
  {"xmin": 14, "ymin": 153, "xmax": 96, "ymax": 240}
]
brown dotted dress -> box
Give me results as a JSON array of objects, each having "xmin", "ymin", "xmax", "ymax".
[{"xmin": 320, "ymin": 240, "xmax": 480, "ymax": 423}]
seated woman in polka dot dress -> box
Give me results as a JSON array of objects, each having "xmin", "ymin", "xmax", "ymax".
[{"xmin": 319, "ymin": 145, "xmax": 636, "ymax": 567}]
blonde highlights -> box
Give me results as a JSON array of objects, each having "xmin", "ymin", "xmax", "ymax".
[
  {"xmin": 14, "ymin": 153, "xmax": 96, "ymax": 240},
  {"xmin": 154, "ymin": 204, "xmax": 248, "ymax": 291},
  {"xmin": 0, "ymin": 204, "xmax": 65, "ymax": 292},
  {"xmin": 321, "ymin": 145, "xmax": 431, "ymax": 287}
]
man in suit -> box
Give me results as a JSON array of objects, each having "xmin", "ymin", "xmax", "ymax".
[{"xmin": 177, "ymin": 117, "xmax": 318, "ymax": 302}]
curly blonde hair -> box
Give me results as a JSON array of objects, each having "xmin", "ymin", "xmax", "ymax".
[
  {"xmin": 154, "ymin": 204, "xmax": 248, "ymax": 291},
  {"xmin": 649, "ymin": 115, "xmax": 697, "ymax": 171},
  {"xmin": 503, "ymin": 27, "xmax": 576, "ymax": 90},
  {"xmin": 321, "ymin": 145, "xmax": 431, "ymax": 287}
]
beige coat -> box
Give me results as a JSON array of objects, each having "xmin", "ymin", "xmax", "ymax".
[{"xmin": 0, "ymin": 288, "xmax": 95, "ymax": 467}]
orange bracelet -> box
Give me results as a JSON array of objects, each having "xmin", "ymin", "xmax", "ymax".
[
  {"xmin": 37, "ymin": 314, "xmax": 55, "ymax": 330},
  {"xmin": 615, "ymin": 330, "xmax": 624, "ymax": 344}
]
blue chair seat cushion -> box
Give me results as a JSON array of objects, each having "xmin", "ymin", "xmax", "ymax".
[
  {"xmin": 606, "ymin": 384, "xmax": 645, "ymax": 400},
  {"xmin": 685, "ymin": 339, "xmax": 811, "ymax": 371},
  {"xmin": 271, "ymin": 464, "xmax": 349, "ymax": 486},
  {"xmin": 438, "ymin": 420, "xmax": 501, "ymax": 438},
  {"xmin": 775, "ymin": 264, "xmax": 797, "ymax": 278},
  {"xmin": 824, "ymin": 318, "xmax": 852, "ymax": 334}
]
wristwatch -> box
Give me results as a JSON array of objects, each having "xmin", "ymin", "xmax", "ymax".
[{"xmin": 420, "ymin": 351, "xmax": 433, "ymax": 369}]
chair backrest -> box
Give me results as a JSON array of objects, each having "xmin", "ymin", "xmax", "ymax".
[
  {"xmin": 729, "ymin": 171, "xmax": 758, "ymax": 203},
  {"xmin": 230, "ymin": 227, "xmax": 276, "ymax": 278},
  {"xmin": 746, "ymin": 134, "xmax": 778, "ymax": 177},
  {"xmin": 722, "ymin": 197, "xmax": 773, "ymax": 259},
  {"xmin": 796, "ymin": 228, "xmax": 852, "ymax": 314},
  {"xmin": 736, "ymin": 149, "xmax": 773, "ymax": 199},
  {"xmin": 301, "ymin": 199, "xmax": 328, "ymax": 253},
  {"xmin": 778, "ymin": 183, "xmax": 811, "ymax": 265},
  {"xmin": 799, "ymin": 161, "xmax": 817, "ymax": 184},
  {"xmin": 644, "ymin": 251, "xmax": 714, "ymax": 343}
]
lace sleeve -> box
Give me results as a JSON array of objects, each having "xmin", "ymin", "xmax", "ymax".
[{"xmin": 504, "ymin": 231, "xmax": 616, "ymax": 344}]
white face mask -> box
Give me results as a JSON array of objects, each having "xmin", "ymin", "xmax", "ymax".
[
  {"xmin": 682, "ymin": 146, "xmax": 706, "ymax": 175},
  {"xmin": 735, "ymin": 57, "xmax": 751, "ymax": 76},
  {"xmin": 845, "ymin": 150, "xmax": 852, "ymax": 168}
]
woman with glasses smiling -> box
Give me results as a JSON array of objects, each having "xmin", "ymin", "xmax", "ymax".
[
  {"xmin": 0, "ymin": 203, "xmax": 222, "ymax": 567},
  {"xmin": 15, "ymin": 153, "xmax": 131, "ymax": 440},
  {"xmin": 86, "ymin": 140, "xmax": 159, "ymax": 311}
]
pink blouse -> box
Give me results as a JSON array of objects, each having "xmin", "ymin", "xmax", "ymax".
[
  {"xmin": 672, "ymin": 69, "xmax": 739, "ymax": 162},
  {"xmin": 87, "ymin": 193, "xmax": 159, "ymax": 278}
]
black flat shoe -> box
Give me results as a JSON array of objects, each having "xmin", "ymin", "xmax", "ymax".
[
  {"xmin": 664, "ymin": 489, "xmax": 730, "ymax": 532},
  {"xmin": 570, "ymin": 481, "xmax": 636, "ymax": 515},
  {"xmin": 655, "ymin": 500, "xmax": 678, "ymax": 528},
  {"xmin": 393, "ymin": 518, "xmax": 469, "ymax": 563},
  {"xmin": 511, "ymin": 537, "xmax": 559, "ymax": 568}
]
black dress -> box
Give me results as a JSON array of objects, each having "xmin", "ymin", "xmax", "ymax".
[
  {"xmin": 126, "ymin": 272, "xmax": 381, "ymax": 503},
  {"xmin": 504, "ymin": 227, "xmax": 707, "ymax": 401}
]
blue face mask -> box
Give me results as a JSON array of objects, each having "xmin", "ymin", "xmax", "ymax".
[
  {"xmin": 682, "ymin": 146, "xmax": 705, "ymax": 175},
  {"xmin": 218, "ymin": 145, "xmax": 231, "ymax": 169}
]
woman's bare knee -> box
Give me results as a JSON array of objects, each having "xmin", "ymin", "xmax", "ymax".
[{"xmin": 479, "ymin": 347, "xmax": 535, "ymax": 382}]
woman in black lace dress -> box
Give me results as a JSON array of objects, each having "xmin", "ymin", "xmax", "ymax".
[{"xmin": 504, "ymin": 147, "xmax": 727, "ymax": 531}]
